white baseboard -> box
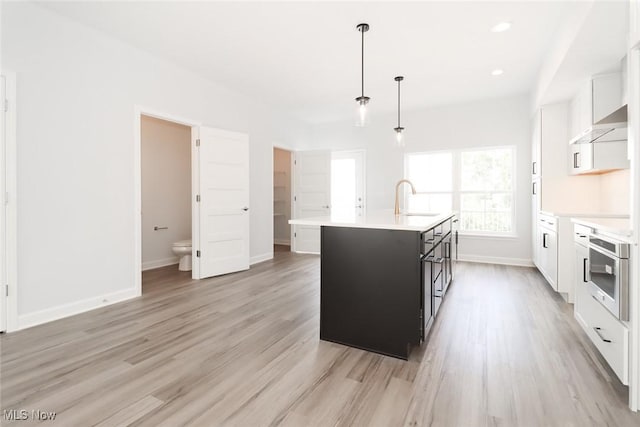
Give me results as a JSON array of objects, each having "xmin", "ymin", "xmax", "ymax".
[
  {"xmin": 17, "ymin": 287, "xmax": 139, "ymax": 331},
  {"xmin": 274, "ymin": 239, "xmax": 291, "ymax": 246},
  {"xmin": 292, "ymin": 250, "xmax": 320, "ymax": 255},
  {"xmin": 458, "ymin": 254, "xmax": 534, "ymax": 267},
  {"xmin": 142, "ymin": 257, "xmax": 179, "ymax": 271},
  {"xmin": 250, "ymin": 252, "xmax": 273, "ymax": 265}
]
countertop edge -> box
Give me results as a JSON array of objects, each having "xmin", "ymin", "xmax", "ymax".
[
  {"xmin": 570, "ymin": 217, "xmax": 635, "ymax": 243},
  {"xmin": 289, "ymin": 212, "xmax": 455, "ymax": 232}
]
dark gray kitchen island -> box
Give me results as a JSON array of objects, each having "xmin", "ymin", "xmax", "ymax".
[{"xmin": 291, "ymin": 211, "xmax": 457, "ymax": 359}]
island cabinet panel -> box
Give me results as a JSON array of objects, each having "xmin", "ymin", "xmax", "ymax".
[{"xmin": 320, "ymin": 226, "xmax": 422, "ymax": 359}]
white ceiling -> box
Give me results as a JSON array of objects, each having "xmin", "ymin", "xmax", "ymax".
[{"xmin": 37, "ymin": 1, "xmax": 582, "ymax": 124}]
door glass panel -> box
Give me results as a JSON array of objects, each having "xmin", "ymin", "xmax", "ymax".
[
  {"xmin": 331, "ymin": 158, "xmax": 356, "ymax": 217},
  {"xmin": 589, "ymin": 249, "xmax": 616, "ymax": 299}
]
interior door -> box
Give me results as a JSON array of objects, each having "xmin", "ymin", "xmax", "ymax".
[
  {"xmin": 293, "ymin": 150, "xmax": 330, "ymax": 254},
  {"xmin": 0, "ymin": 75, "xmax": 6, "ymax": 332},
  {"xmin": 193, "ymin": 126, "xmax": 250, "ymax": 279},
  {"xmin": 331, "ymin": 150, "xmax": 365, "ymax": 217}
]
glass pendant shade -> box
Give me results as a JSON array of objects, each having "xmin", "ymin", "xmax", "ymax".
[
  {"xmin": 355, "ymin": 96, "xmax": 370, "ymax": 127},
  {"xmin": 395, "ymin": 127, "xmax": 405, "ymax": 148}
]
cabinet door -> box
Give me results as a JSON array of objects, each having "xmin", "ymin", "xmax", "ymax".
[
  {"xmin": 531, "ymin": 111, "xmax": 541, "ymax": 178},
  {"xmin": 592, "ymin": 74, "xmax": 623, "ymax": 124},
  {"xmin": 531, "ymin": 180, "xmax": 541, "ymax": 266},
  {"xmin": 422, "ymin": 257, "xmax": 433, "ymax": 337},
  {"xmin": 631, "ymin": 0, "xmax": 640, "ymax": 48},
  {"xmin": 537, "ymin": 226, "xmax": 547, "ymax": 276},
  {"xmin": 546, "ymin": 230, "xmax": 558, "ymax": 288},
  {"xmin": 574, "ymin": 243, "xmax": 589, "ymax": 310}
]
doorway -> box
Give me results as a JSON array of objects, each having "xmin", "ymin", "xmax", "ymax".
[
  {"xmin": 273, "ymin": 147, "xmax": 292, "ymax": 252},
  {"xmin": 140, "ymin": 115, "xmax": 193, "ymax": 289},
  {"xmin": 331, "ymin": 150, "xmax": 366, "ymax": 217}
]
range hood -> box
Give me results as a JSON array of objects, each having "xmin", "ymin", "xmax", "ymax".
[{"xmin": 570, "ymin": 105, "xmax": 627, "ymax": 145}]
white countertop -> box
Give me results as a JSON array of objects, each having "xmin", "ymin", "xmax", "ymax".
[
  {"xmin": 540, "ymin": 210, "xmax": 629, "ymax": 219},
  {"xmin": 571, "ymin": 217, "xmax": 634, "ymax": 242},
  {"xmin": 289, "ymin": 210, "xmax": 455, "ymax": 232}
]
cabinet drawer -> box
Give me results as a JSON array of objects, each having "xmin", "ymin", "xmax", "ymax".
[
  {"xmin": 421, "ymin": 229, "xmax": 435, "ymax": 255},
  {"xmin": 539, "ymin": 214, "xmax": 557, "ymax": 232},
  {"xmin": 573, "ymin": 224, "xmax": 591, "ymax": 246},
  {"xmin": 577, "ymin": 286, "xmax": 629, "ymax": 384}
]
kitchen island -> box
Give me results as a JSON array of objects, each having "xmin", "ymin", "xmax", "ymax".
[{"xmin": 290, "ymin": 211, "xmax": 457, "ymax": 359}]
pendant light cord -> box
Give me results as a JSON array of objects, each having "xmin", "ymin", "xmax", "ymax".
[{"xmin": 361, "ymin": 29, "xmax": 365, "ymax": 97}]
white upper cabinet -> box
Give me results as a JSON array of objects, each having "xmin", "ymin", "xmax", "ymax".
[
  {"xmin": 570, "ymin": 72, "xmax": 624, "ymax": 139},
  {"xmin": 631, "ymin": 0, "xmax": 640, "ymax": 48},
  {"xmin": 531, "ymin": 110, "xmax": 541, "ymax": 178}
]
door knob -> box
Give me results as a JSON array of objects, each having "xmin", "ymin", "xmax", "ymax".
[
  {"xmin": 242, "ymin": 207, "xmax": 249, "ymax": 211},
  {"xmin": 322, "ymin": 205, "xmax": 330, "ymax": 209},
  {"xmin": 355, "ymin": 205, "xmax": 363, "ymax": 208}
]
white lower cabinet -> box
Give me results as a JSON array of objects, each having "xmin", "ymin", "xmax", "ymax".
[
  {"xmin": 537, "ymin": 214, "xmax": 558, "ymax": 290},
  {"xmin": 573, "ymin": 225, "xmax": 629, "ymax": 385}
]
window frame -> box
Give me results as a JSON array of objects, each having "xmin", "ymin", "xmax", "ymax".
[{"xmin": 404, "ymin": 145, "xmax": 517, "ymax": 238}]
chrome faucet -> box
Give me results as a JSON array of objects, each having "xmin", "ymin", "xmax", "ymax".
[{"xmin": 394, "ymin": 179, "xmax": 416, "ymax": 215}]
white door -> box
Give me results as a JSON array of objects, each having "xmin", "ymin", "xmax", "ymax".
[
  {"xmin": 0, "ymin": 75, "xmax": 6, "ymax": 332},
  {"xmin": 293, "ymin": 150, "xmax": 330, "ymax": 254},
  {"xmin": 331, "ymin": 150, "xmax": 365, "ymax": 217},
  {"xmin": 193, "ymin": 126, "xmax": 250, "ymax": 279}
]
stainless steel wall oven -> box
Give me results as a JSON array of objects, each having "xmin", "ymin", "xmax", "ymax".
[{"xmin": 588, "ymin": 234, "xmax": 630, "ymax": 321}]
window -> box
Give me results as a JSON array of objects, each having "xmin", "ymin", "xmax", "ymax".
[
  {"xmin": 405, "ymin": 151, "xmax": 453, "ymax": 213},
  {"xmin": 405, "ymin": 147, "xmax": 515, "ymax": 235}
]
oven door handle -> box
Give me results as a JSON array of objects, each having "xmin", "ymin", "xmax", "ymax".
[{"xmin": 583, "ymin": 258, "xmax": 589, "ymax": 283}]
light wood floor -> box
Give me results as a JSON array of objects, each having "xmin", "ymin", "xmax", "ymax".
[{"xmin": 2, "ymin": 253, "xmax": 639, "ymax": 426}]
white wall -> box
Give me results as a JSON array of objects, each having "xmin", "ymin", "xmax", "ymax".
[
  {"xmin": 141, "ymin": 116, "xmax": 191, "ymax": 270},
  {"xmin": 599, "ymin": 169, "xmax": 631, "ymax": 215},
  {"xmin": 2, "ymin": 2, "xmax": 311, "ymax": 328},
  {"xmin": 273, "ymin": 148, "xmax": 291, "ymax": 245},
  {"xmin": 310, "ymin": 95, "xmax": 533, "ymax": 265}
]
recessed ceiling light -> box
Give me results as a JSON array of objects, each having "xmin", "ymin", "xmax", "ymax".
[
  {"xmin": 491, "ymin": 22, "xmax": 512, "ymax": 33},
  {"xmin": 492, "ymin": 69, "xmax": 504, "ymax": 76}
]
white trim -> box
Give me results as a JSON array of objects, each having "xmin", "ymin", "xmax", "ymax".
[
  {"xmin": 274, "ymin": 239, "xmax": 291, "ymax": 246},
  {"xmin": 191, "ymin": 126, "xmax": 201, "ymax": 280},
  {"xmin": 458, "ymin": 254, "xmax": 534, "ymax": 267},
  {"xmin": 17, "ymin": 288, "xmax": 138, "ymax": 331},
  {"xmin": 250, "ymin": 252, "xmax": 273, "ymax": 265},
  {"xmin": 134, "ymin": 106, "xmax": 201, "ymax": 294},
  {"xmin": 2, "ymin": 71, "xmax": 18, "ymax": 332},
  {"xmin": 293, "ymin": 250, "xmax": 320, "ymax": 255},
  {"xmin": 142, "ymin": 257, "xmax": 179, "ymax": 271}
]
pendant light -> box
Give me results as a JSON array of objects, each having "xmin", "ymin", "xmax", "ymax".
[
  {"xmin": 355, "ymin": 23, "xmax": 370, "ymax": 127},
  {"xmin": 394, "ymin": 76, "xmax": 405, "ymax": 147}
]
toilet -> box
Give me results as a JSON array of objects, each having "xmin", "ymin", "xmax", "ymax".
[{"xmin": 172, "ymin": 239, "xmax": 192, "ymax": 271}]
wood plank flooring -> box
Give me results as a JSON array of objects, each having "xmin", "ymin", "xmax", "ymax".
[{"xmin": 2, "ymin": 252, "xmax": 639, "ymax": 426}]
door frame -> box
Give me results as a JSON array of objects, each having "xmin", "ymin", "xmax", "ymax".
[
  {"xmin": 1, "ymin": 71, "xmax": 18, "ymax": 332},
  {"xmin": 133, "ymin": 106, "xmax": 201, "ymax": 294},
  {"xmin": 272, "ymin": 144, "xmax": 294, "ymax": 250}
]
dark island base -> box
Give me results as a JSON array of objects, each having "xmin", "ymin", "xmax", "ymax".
[{"xmin": 320, "ymin": 226, "xmax": 422, "ymax": 360}]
